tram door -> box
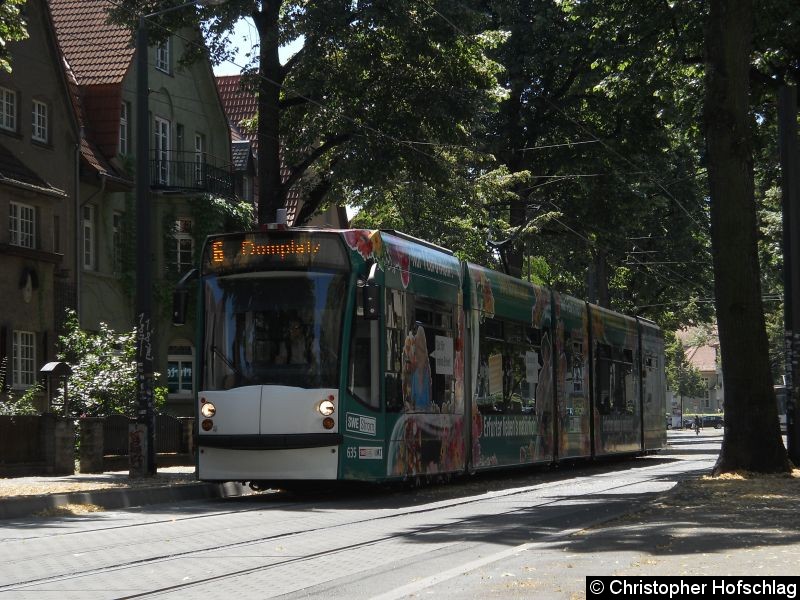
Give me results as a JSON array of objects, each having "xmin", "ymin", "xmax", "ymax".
[{"xmin": 384, "ymin": 289, "xmax": 465, "ymax": 478}]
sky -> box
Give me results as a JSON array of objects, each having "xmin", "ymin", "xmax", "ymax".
[{"xmin": 212, "ymin": 18, "xmax": 303, "ymax": 76}]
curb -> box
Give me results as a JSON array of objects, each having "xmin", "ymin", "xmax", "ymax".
[{"xmin": 0, "ymin": 481, "xmax": 248, "ymax": 520}]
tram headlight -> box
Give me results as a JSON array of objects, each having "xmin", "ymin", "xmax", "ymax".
[
  {"xmin": 200, "ymin": 402, "xmax": 217, "ymax": 418},
  {"xmin": 318, "ymin": 398, "xmax": 335, "ymax": 416}
]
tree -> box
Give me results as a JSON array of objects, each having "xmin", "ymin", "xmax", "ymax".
[
  {"xmin": 57, "ymin": 310, "xmax": 166, "ymax": 417},
  {"xmin": 665, "ymin": 334, "xmax": 706, "ymax": 422},
  {"xmin": 703, "ymin": 0, "xmax": 789, "ymax": 474},
  {"xmin": 0, "ymin": 0, "xmax": 28, "ymax": 72},
  {"xmin": 108, "ymin": 1, "xmax": 503, "ymax": 227},
  {"xmin": 473, "ymin": 0, "xmax": 713, "ymax": 329}
]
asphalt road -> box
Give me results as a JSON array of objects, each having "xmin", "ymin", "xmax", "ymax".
[{"xmin": 0, "ymin": 431, "xmax": 720, "ymax": 599}]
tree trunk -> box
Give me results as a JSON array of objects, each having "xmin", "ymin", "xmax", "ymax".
[
  {"xmin": 704, "ymin": 0, "xmax": 789, "ymax": 474},
  {"xmin": 254, "ymin": 2, "xmax": 285, "ymax": 225},
  {"xmin": 587, "ymin": 249, "xmax": 609, "ymax": 307}
]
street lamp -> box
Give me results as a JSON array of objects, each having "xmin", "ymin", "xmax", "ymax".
[{"xmin": 133, "ymin": 0, "xmax": 226, "ymax": 478}]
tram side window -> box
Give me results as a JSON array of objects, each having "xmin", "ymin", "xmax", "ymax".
[
  {"xmin": 595, "ymin": 343, "xmax": 634, "ymax": 415},
  {"xmin": 643, "ymin": 354, "xmax": 655, "ymax": 405},
  {"xmin": 567, "ymin": 341, "xmax": 583, "ymax": 394},
  {"xmin": 413, "ymin": 299, "xmax": 456, "ymax": 413},
  {"xmin": 385, "ymin": 290, "xmax": 456, "ymax": 413},
  {"xmin": 476, "ymin": 318, "xmax": 541, "ymax": 414},
  {"xmin": 385, "ymin": 289, "xmax": 410, "ymax": 413},
  {"xmin": 348, "ymin": 288, "xmax": 377, "ymax": 409}
]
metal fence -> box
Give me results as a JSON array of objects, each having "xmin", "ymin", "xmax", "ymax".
[
  {"xmin": 149, "ymin": 159, "xmax": 234, "ymax": 199},
  {"xmin": 0, "ymin": 414, "xmax": 74, "ymax": 476},
  {"xmin": 0, "ymin": 416, "xmax": 45, "ymax": 464},
  {"xmin": 102, "ymin": 414, "xmax": 191, "ymax": 456}
]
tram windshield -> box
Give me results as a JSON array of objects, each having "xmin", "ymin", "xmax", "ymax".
[{"xmin": 203, "ymin": 271, "xmax": 347, "ymax": 390}]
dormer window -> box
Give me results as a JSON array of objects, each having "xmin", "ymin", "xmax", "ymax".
[{"xmin": 156, "ymin": 39, "xmax": 170, "ymax": 73}]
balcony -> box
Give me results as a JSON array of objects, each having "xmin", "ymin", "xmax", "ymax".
[{"xmin": 149, "ymin": 152, "xmax": 234, "ymax": 199}]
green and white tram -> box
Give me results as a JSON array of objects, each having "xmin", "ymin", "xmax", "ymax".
[{"xmin": 178, "ymin": 228, "xmax": 666, "ymax": 486}]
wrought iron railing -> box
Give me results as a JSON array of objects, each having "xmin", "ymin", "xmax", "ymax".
[{"xmin": 149, "ymin": 152, "xmax": 234, "ymax": 198}]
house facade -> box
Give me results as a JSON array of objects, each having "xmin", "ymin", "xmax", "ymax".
[
  {"xmin": 3, "ymin": 2, "xmax": 346, "ymax": 417},
  {"xmin": 667, "ymin": 327, "xmax": 724, "ymax": 424},
  {"xmin": 49, "ymin": 0, "xmax": 234, "ymax": 416},
  {"xmin": 0, "ymin": 0, "xmax": 80, "ymax": 408}
]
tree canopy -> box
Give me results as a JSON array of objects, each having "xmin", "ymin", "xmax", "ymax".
[
  {"xmin": 109, "ymin": 0, "xmax": 504, "ymax": 232},
  {"xmin": 0, "ymin": 0, "xmax": 28, "ymax": 72},
  {"xmin": 104, "ymin": 5, "xmax": 800, "ymax": 466},
  {"xmin": 664, "ymin": 332, "xmax": 706, "ymax": 417}
]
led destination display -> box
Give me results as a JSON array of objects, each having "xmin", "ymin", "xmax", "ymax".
[{"xmin": 203, "ymin": 232, "xmax": 349, "ymax": 273}]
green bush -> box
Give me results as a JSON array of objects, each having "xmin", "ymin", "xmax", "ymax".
[
  {"xmin": 0, "ymin": 357, "xmax": 39, "ymax": 415},
  {"xmin": 57, "ymin": 309, "xmax": 166, "ymax": 417}
]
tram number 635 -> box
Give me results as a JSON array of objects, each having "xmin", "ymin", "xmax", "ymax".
[{"xmin": 346, "ymin": 446, "xmax": 358, "ymax": 459}]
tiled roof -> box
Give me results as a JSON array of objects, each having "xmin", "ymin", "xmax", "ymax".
[
  {"xmin": 677, "ymin": 327, "xmax": 719, "ymax": 374},
  {"xmin": 284, "ymin": 180, "xmax": 300, "ymax": 226},
  {"xmin": 63, "ymin": 56, "xmax": 131, "ymax": 184},
  {"xmin": 231, "ymin": 140, "xmax": 252, "ymax": 171},
  {"xmin": 216, "ymin": 73, "xmax": 304, "ymax": 224},
  {"xmin": 49, "ymin": 0, "xmax": 134, "ymax": 86},
  {"xmin": 0, "ymin": 143, "xmax": 66, "ymax": 196},
  {"xmin": 216, "ymin": 75, "xmax": 258, "ymax": 149},
  {"xmin": 686, "ymin": 344, "xmax": 718, "ymax": 373}
]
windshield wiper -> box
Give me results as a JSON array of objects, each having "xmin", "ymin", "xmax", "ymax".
[{"xmin": 211, "ymin": 345, "xmax": 248, "ymax": 384}]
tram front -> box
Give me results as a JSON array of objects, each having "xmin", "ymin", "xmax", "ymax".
[{"xmin": 193, "ymin": 231, "xmax": 352, "ymax": 483}]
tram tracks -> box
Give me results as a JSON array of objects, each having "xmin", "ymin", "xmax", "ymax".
[{"xmin": 0, "ymin": 456, "xmax": 712, "ymax": 597}]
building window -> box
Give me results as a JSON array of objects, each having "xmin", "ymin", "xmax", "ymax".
[
  {"xmin": 242, "ymin": 174, "xmax": 252, "ymax": 202},
  {"xmin": 119, "ymin": 102, "xmax": 129, "ymax": 155},
  {"xmin": 113, "ymin": 212, "xmax": 123, "ymax": 275},
  {"xmin": 9, "ymin": 201, "xmax": 35, "ymax": 248},
  {"xmin": 83, "ymin": 204, "xmax": 95, "ymax": 270},
  {"xmin": 194, "ymin": 133, "xmax": 205, "ymax": 183},
  {"xmin": 175, "ymin": 218, "xmax": 193, "ymax": 273},
  {"xmin": 167, "ymin": 344, "xmax": 193, "ymax": 396},
  {"xmin": 31, "ymin": 100, "xmax": 48, "ymax": 143},
  {"xmin": 0, "ymin": 86, "xmax": 16, "ymax": 132},
  {"xmin": 155, "ymin": 39, "xmax": 170, "ymax": 73},
  {"xmin": 12, "ymin": 330, "xmax": 36, "ymax": 389},
  {"xmin": 154, "ymin": 117, "xmax": 170, "ymax": 184}
]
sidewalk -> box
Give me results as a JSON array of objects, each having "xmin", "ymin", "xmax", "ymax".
[
  {"xmin": 0, "ymin": 465, "xmax": 247, "ymax": 519},
  {"xmin": 412, "ymin": 431, "xmax": 800, "ymax": 598}
]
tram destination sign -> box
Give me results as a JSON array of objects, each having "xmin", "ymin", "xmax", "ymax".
[{"xmin": 203, "ymin": 233, "xmax": 349, "ymax": 273}]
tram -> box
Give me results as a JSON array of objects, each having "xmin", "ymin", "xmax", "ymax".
[
  {"xmin": 174, "ymin": 228, "xmax": 666, "ymax": 485},
  {"xmin": 774, "ymin": 384, "xmax": 788, "ymax": 434}
]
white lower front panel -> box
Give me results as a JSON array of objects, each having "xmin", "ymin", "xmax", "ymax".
[{"xmin": 198, "ymin": 446, "xmax": 339, "ymax": 481}]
